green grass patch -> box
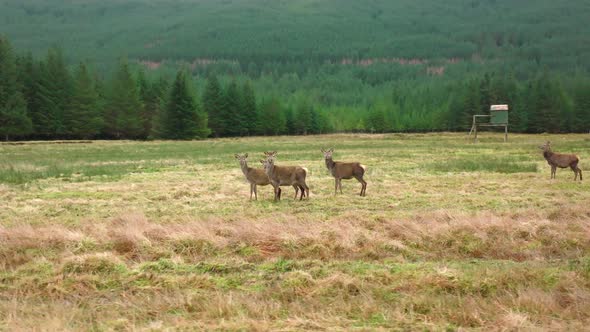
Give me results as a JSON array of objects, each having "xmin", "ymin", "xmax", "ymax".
[{"xmin": 429, "ymin": 156, "xmax": 538, "ymax": 173}]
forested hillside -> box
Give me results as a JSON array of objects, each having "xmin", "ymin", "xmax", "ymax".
[{"xmin": 1, "ymin": 1, "xmax": 590, "ymax": 139}]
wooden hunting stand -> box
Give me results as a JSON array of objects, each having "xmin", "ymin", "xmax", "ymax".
[{"xmin": 468, "ymin": 104, "xmax": 509, "ymax": 142}]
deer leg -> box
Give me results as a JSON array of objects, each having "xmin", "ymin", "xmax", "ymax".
[
  {"xmin": 334, "ymin": 178, "xmax": 338, "ymax": 195},
  {"xmin": 579, "ymin": 168, "xmax": 583, "ymax": 181},
  {"xmin": 302, "ymin": 183, "xmax": 310, "ymax": 200},
  {"xmin": 293, "ymin": 185, "xmax": 299, "ymax": 199},
  {"xmin": 358, "ymin": 177, "xmax": 367, "ymax": 196},
  {"xmin": 250, "ymin": 183, "xmax": 254, "ymax": 200},
  {"xmin": 298, "ymin": 185, "xmax": 305, "ymax": 199},
  {"xmin": 278, "ymin": 187, "xmax": 282, "ymax": 200},
  {"xmin": 339, "ymin": 179, "xmax": 343, "ymax": 194},
  {"xmin": 254, "ymin": 184, "xmax": 258, "ymax": 200},
  {"xmin": 551, "ymin": 166, "xmax": 556, "ymax": 179}
]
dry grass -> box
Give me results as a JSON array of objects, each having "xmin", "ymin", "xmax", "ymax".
[{"xmin": 1, "ymin": 133, "xmax": 590, "ymax": 330}]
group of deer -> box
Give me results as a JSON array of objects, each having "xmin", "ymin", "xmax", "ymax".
[
  {"xmin": 234, "ymin": 141, "xmax": 579, "ymax": 202},
  {"xmin": 235, "ymin": 148, "xmax": 367, "ymax": 201}
]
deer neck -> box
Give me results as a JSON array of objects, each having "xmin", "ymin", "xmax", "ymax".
[
  {"xmin": 264, "ymin": 162, "xmax": 275, "ymax": 178},
  {"xmin": 543, "ymin": 151, "xmax": 553, "ymax": 160},
  {"xmin": 240, "ymin": 162, "xmax": 250, "ymax": 176},
  {"xmin": 325, "ymin": 157, "xmax": 336, "ymax": 171}
]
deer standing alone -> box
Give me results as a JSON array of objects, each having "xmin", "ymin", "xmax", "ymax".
[
  {"xmin": 261, "ymin": 151, "xmax": 309, "ymax": 201},
  {"xmin": 235, "ymin": 153, "xmax": 299, "ymax": 200},
  {"xmin": 539, "ymin": 141, "xmax": 582, "ymax": 181},
  {"xmin": 321, "ymin": 148, "xmax": 367, "ymax": 196}
]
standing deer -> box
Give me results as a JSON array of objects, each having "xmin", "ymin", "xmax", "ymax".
[
  {"xmin": 261, "ymin": 151, "xmax": 309, "ymax": 201},
  {"xmin": 321, "ymin": 148, "xmax": 367, "ymax": 196},
  {"xmin": 539, "ymin": 141, "xmax": 582, "ymax": 181},
  {"xmin": 235, "ymin": 153, "xmax": 299, "ymax": 200}
]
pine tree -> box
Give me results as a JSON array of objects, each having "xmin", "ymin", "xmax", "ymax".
[
  {"xmin": 223, "ymin": 80, "xmax": 243, "ymax": 136},
  {"xmin": 529, "ymin": 72, "xmax": 561, "ymax": 133},
  {"xmin": 294, "ymin": 103, "xmax": 313, "ymax": 134},
  {"xmin": 257, "ymin": 99, "xmax": 286, "ymax": 135},
  {"xmin": 36, "ymin": 47, "xmax": 72, "ymax": 138},
  {"xmin": 104, "ymin": 59, "xmax": 143, "ymax": 139},
  {"xmin": 148, "ymin": 77, "xmax": 170, "ymax": 139},
  {"xmin": 64, "ymin": 63, "xmax": 103, "ymax": 139},
  {"xmin": 202, "ymin": 75, "xmax": 224, "ymax": 137},
  {"xmin": 572, "ymin": 80, "xmax": 590, "ymax": 132},
  {"xmin": 161, "ymin": 70, "xmax": 209, "ymax": 139},
  {"xmin": 240, "ymin": 82, "xmax": 258, "ymax": 135},
  {"xmin": 0, "ymin": 36, "xmax": 32, "ymax": 140},
  {"xmin": 16, "ymin": 53, "xmax": 41, "ymax": 138}
]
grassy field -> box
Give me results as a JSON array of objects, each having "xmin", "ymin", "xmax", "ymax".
[{"xmin": 1, "ymin": 133, "xmax": 590, "ymax": 330}]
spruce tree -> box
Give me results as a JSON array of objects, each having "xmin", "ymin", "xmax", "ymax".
[
  {"xmin": 16, "ymin": 53, "xmax": 41, "ymax": 138},
  {"xmin": 64, "ymin": 63, "xmax": 103, "ymax": 139},
  {"xmin": 104, "ymin": 59, "xmax": 143, "ymax": 139},
  {"xmin": 240, "ymin": 82, "xmax": 258, "ymax": 135},
  {"xmin": 0, "ymin": 36, "xmax": 32, "ymax": 140},
  {"xmin": 36, "ymin": 47, "xmax": 72, "ymax": 138},
  {"xmin": 161, "ymin": 70, "xmax": 210, "ymax": 139},
  {"xmin": 572, "ymin": 81, "xmax": 590, "ymax": 132},
  {"xmin": 223, "ymin": 80, "xmax": 243, "ymax": 136},
  {"xmin": 257, "ymin": 99, "xmax": 286, "ymax": 135},
  {"xmin": 148, "ymin": 77, "xmax": 170, "ymax": 139},
  {"xmin": 202, "ymin": 75, "xmax": 224, "ymax": 137}
]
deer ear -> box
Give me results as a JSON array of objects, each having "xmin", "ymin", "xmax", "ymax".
[
  {"xmin": 234, "ymin": 154, "xmax": 239, "ymax": 159},
  {"xmin": 260, "ymin": 159, "xmax": 265, "ymax": 164},
  {"xmin": 244, "ymin": 153, "xmax": 248, "ymax": 158},
  {"xmin": 329, "ymin": 148, "xmax": 334, "ymax": 152},
  {"xmin": 321, "ymin": 148, "xmax": 325, "ymax": 153}
]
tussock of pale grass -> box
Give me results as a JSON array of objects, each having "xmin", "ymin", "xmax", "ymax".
[{"xmin": 2, "ymin": 206, "xmax": 590, "ymax": 270}]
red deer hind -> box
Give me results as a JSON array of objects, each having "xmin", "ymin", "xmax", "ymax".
[
  {"xmin": 539, "ymin": 141, "xmax": 582, "ymax": 181},
  {"xmin": 321, "ymin": 148, "xmax": 367, "ymax": 196},
  {"xmin": 261, "ymin": 151, "xmax": 309, "ymax": 201}
]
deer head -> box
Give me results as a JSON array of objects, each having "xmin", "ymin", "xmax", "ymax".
[
  {"xmin": 539, "ymin": 141, "xmax": 552, "ymax": 152},
  {"xmin": 263, "ymin": 151, "xmax": 277, "ymax": 160},
  {"xmin": 234, "ymin": 153, "xmax": 249, "ymax": 166},
  {"xmin": 260, "ymin": 158, "xmax": 274, "ymax": 171},
  {"xmin": 321, "ymin": 148, "xmax": 334, "ymax": 159}
]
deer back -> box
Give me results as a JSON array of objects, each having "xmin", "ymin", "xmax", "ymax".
[
  {"xmin": 268, "ymin": 164, "xmax": 307, "ymax": 185},
  {"xmin": 331, "ymin": 161, "xmax": 365, "ymax": 179},
  {"xmin": 247, "ymin": 167, "xmax": 271, "ymax": 185},
  {"xmin": 546, "ymin": 151, "xmax": 579, "ymax": 168}
]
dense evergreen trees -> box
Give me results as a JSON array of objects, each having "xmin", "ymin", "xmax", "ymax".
[
  {"xmin": 160, "ymin": 70, "xmax": 209, "ymax": 139},
  {"xmin": 0, "ymin": 34, "xmax": 589, "ymax": 141},
  {"xmin": 0, "ymin": 37, "xmax": 32, "ymax": 140}
]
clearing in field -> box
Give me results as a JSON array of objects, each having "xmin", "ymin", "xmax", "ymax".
[{"xmin": 1, "ymin": 133, "xmax": 589, "ymax": 330}]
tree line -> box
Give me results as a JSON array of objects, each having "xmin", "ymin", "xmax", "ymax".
[{"xmin": 2, "ymin": 36, "xmax": 590, "ymax": 141}]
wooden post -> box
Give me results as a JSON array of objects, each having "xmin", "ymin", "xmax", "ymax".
[
  {"xmin": 474, "ymin": 122, "xmax": 478, "ymax": 142},
  {"xmin": 504, "ymin": 124, "xmax": 508, "ymax": 142}
]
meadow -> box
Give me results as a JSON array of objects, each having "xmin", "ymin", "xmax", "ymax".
[{"xmin": 1, "ymin": 133, "xmax": 590, "ymax": 330}]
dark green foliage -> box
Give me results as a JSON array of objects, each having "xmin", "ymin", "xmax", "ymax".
[
  {"xmin": 223, "ymin": 80, "xmax": 244, "ymax": 137},
  {"xmin": 202, "ymin": 75, "xmax": 224, "ymax": 137},
  {"xmin": 35, "ymin": 47, "xmax": 72, "ymax": 137},
  {"xmin": 103, "ymin": 59, "xmax": 143, "ymax": 139},
  {"xmin": 240, "ymin": 82, "xmax": 258, "ymax": 136},
  {"xmin": 257, "ymin": 99, "xmax": 286, "ymax": 136},
  {"xmin": 0, "ymin": 36, "xmax": 32, "ymax": 140},
  {"xmin": 160, "ymin": 70, "xmax": 210, "ymax": 139},
  {"xmin": 572, "ymin": 81, "xmax": 590, "ymax": 133},
  {"xmin": 2, "ymin": 0, "xmax": 590, "ymax": 142},
  {"xmin": 64, "ymin": 63, "xmax": 103, "ymax": 139}
]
